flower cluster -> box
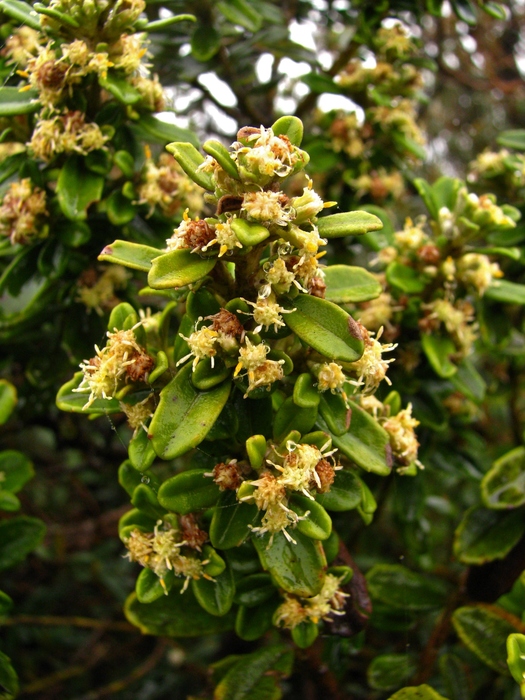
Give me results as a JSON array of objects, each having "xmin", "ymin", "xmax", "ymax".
[
  {"xmin": 138, "ymin": 154, "xmax": 204, "ymax": 218},
  {"xmin": 273, "ymin": 573, "xmax": 349, "ymax": 629},
  {"xmin": 75, "ymin": 324, "xmax": 154, "ymax": 408},
  {"xmin": 29, "ymin": 110, "xmax": 110, "ymax": 161},
  {"xmin": 125, "ymin": 519, "xmax": 208, "ymax": 592},
  {"xmin": 0, "ymin": 178, "xmax": 48, "ymax": 245},
  {"xmin": 240, "ymin": 440, "xmax": 339, "ymax": 543},
  {"xmin": 76, "ymin": 266, "xmax": 129, "ymax": 315}
]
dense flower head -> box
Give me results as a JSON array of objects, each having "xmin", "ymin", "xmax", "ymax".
[
  {"xmin": 29, "ymin": 111, "xmax": 110, "ymax": 161},
  {"xmin": 347, "ymin": 325, "xmax": 397, "ymax": 394},
  {"xmin": 125, "ymin": 520, "xmax": 207, "ymax": 592},
  {"xmin": 77, "ymin": 266, "xmax": 128, "ymax": 315},
  {"xmin": 383, "ymin": 403, "xmax": 420, "ymax": 467},
  {"xmin": 139, "ymin": 154, "xmax": 203, "ymax": 217},
  {"xmin": 0, "ymin": 178, "xmax": 48, "ymax": 245},
  {"xmin": 274, "ymin": 573, "xmax": 349, "ymax": 629},
  {"xmin": 74, "ymin": 325, "xmax": 153, "ymax": 408},
  {"xmin": 233, "ymin": 126, "xmax": 308, "ymax": 185}
]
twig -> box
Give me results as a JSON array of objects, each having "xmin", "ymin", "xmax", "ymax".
[
  {"xmin": 73, "ymin": 640, "xmax": 167, "ymax": 700},
  {"xmin": 2, "ymin": 614, "xmax": 137, "ymax": 633}
]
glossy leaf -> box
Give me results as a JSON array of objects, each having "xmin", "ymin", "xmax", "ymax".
[
  {"xmin": 315, "ymin": 469, "xmax": 362, "ymax": 511},
  {"xmin": 0, "ymin": 516, "xmax": 46, "ymax": 571},
  {"xmin": 387, "ymin": 686, "xmax": 449, "ymax": 700},
  {"xmin": 56, "ymin": 372, "xmax": 121, "ymax": 414},
  {"xmin": 125, "ymin": 589, "xmax": 235, "ymax": 636},
  {"xmin": 318, "ymin": 391, "xmax": 350, "ymax": 436},
  {"xmin": 367, "ymin": 653, "xmax": 417, "ymax": 691},
  {"xmin": 421, "ymin": 334, "xmax": 458, "ymax": 378},
  {"xmin": 216, "ymin": 0, "xmax": 263, "ymax": 32},
  {"xmin": 321, "ymin": 401, "xmax": 391, "ymax": 476},
  {"xmin": 284, "ymin": 295, "xmax": 364, "ymax": 363},
  {"xmin": 192, "ymin": 565, "xmax": 235, "ymax": 616},
  {"xmin": 191, "ymin": 24, "xmax": 221, "ymax": 62},
  {"xmin": 454, "ymin": 505, "xmax": 525, "ymax": 564},
  {"xmin": 57, "ymin": 156, "xmax": 104, "ymax": 221},
  {"xmin": 235, "ymin": 598, "xmax": 279, "ymax": 641},
  {"xmin": 324, "ymin": 265, "xmax": 382, "ymax": 303},
  {"xmin": 149, "ymin": 363, "xmax": 231, "ymax": 459},
  {"xmin": 253, "ymin": 529, "xmax": 326, "ymax": 597},
  {"xmin": 0, "ymin": 380, "xmax": 17, "ymax": 425},
  {"xmin": 386, "ymin": 261, "xmax": 427, "ymax": 294},
  {"xmin": 273, "ymin": 396, "xmax": 318, "ymax": 441},
  {"xmin": 366, "ymin": 564, "xmax": 449, "ymax": 612},
  {"xmin": 0, "ymin": 450, "xmax": 33, "ymax": 493},
  {"xmin": 210, "ymin": 490, "xmax": 260, "ymax": 549},
  {"xmin": 485, "ymin": 280, "xmax": 525, "ymax": 305},
  {"xmin": 214, "ymin": 645, "xmax": 293, "ymax": 700},
  {"xmin": 136, "ymin": 567, "xmax": 174, "ymax": 603},
  {"xmin": 289, "ymin": 493, "xmax": 332, "ymax": 540},
  {"xmin": 203, "ymin": 139, "xmax": 240, "ymax": 180},
  {"xmin": 230, "ymin": 218, "xmax": 269, "ymax": 246},
  {"xmin": 234, "ymin": 573, "xmax": 275, "ymax": 607},
  {"xmin": 99, "ymin": 72, "xmax": 141, "ymax": 104},
  {"xmin": 317, "ymin": 211, "xmax": 383, "ymax": 238},
  {"xmin": 166, "ymin": 141, "xmax": 214, "ymax": 190},
  {"xmin": 481, "ymin": 447, "xmax": 525, "ymax": 509},
  {"xmin": 158, "ymin": 469, "xmax": 220, "ymax": 515},
  {"xmin": 507, "ymin": 633, "xmax": 525, "ymax": 694},
  {"xmin": 452, "ymin": 604, "xmax": 523, "ymax": 674},
  {"xmin": 148, "ymin": 249, "xmax": 216, "ymax": 289},
  {"xmin": 0, "ymin": 86, "xmax": 40, "ymax": 116},
  {"xmin": 271, "ymin": 115, "xmax": 304, "ymax": 146},
  {"xmin": 133, "ymin": 113, "xmax": 199, "ymax": 148},
  {"xmin": 497, "ymin": 130, "xmax": 525, "ymax": 151},
  {"xmin": 0, "ymin": 650, "xmax": 18, "ymax": 700}
]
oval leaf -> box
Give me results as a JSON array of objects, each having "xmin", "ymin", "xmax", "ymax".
[
  {"xmin": 324, "ymin": 265, "xmax": 382, "ymax": 303},
  {"xmin": 454, "ymin": 505, "xmax": 525, "ymax": 564},
  {"xmin": 57, "ymin": 156, "xmax": 104, "ymax": 221},
  {"xmin": 148, "ymin": 249, "xmax": 216, "ymax": 289},
  {"xmin": 158, "ymin": 469, "xmax": 221, "ymax": 514},
  {"xmin": 317, "ymin": 211, "xmax": 383, "ymax": 238},
  {"xmin": 148, "ymin": 363, "xmax": 231, "ymax": 459}
]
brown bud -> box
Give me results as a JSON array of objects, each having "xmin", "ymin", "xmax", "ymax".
[
  {"xmin": 212, "ymin": 461, "xmax": 242, "ymax": 491},
  {"xmin": 309, "ymin": 276, "xmax": 326, "ymax": 298},
  {"xmin": 181, "ymin": 219, "xmax": 215, "ymax": 251},
  {"xmin": 312, "ymin": 459, "xmax": 335, "ymax": 493},
  {"xmin": 237, "ymin": 126, "xmax": 260, "ymax": 142},
  {"xmin": 38, "ymin": 60, "xmax": 68, "ymax": 89},
  {"xmin": 208, "ymin": 309, "xmax": 244, "ymax": 338},
  {"xmin": 179, "ymin": 514, "xmax": 207, "ymax": 551},
  {"xmin": 417, "ymin": 244, "xmax": 441, "ymax": 265},
  {"xmin": 216, "ymin": 194, "xmax": 243, "ymax": 216},
  {"xmin": 125, "ymin": 352, "xmax": 155, "ymax": 383}
]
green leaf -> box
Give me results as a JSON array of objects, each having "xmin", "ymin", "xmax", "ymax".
[
  {"xmin": 107, "ymin": 302, "xmax": 138, "ymax": 332},
  {"xmin": 118, "ymin": 508, "xmax": 156, "ymax": 541},
  {"xmin": 118, "ymin": 460, "xmax": 145, "ymax": 497},
  {"xmin": 271, "ymin": 116, "xmax": 304, "ymax": 146},
  {"xmin": 148, "ymin": 249, "xmax": 216, "ymax": 289},
  {"xmin": 284, "ymin": 295, "xmax": 364, "ymax": 363},
  {"xmin": 321, "ymin": 400, "xmax": 391, "ymax": 476},
  {"xmin": 144, "ymin": 13, "xmax": 196, "ymax": 31},
  {"xmin": 0, "ymin": 516, "xmax": 46, "ymax": 571},
  {"xmin": 209, "ymin": 490, "xmax": 260, "ymax": 549},
  {"xmin": 431, "ymin": 177, "xmax": 461, "ymax": 211},
  {"xmin": 324, "ymin": 265, "xmax": 382, "ymax": 304},
  {"xmin": 317, "ymin": 211, "xmax": 383, "ymax": 239},
  {"xmin": 0, "ymin": 491, "xmax": 21, "ymax": 511},
  {"xmin": 0, "ymin": 0, "xmax": 40, "ymax": 28},
  {"xmin": 131, "ymin": 483, "xmax": 165, "ymax": 519},
  {"xmin": 216, "ymin": 0, "xmax": 262, "ymax": 32},
  {"xmin": 481, "ymin": 447, "xmax": 525, "ymax": 510},
  {"xmin": 203, "ymin": 139, "xmax": 240, "ymax": 180},
  {"xmin": 451, "ymin": 0, "xmax": 477, "ymax": 24},
  {"xmin": 149, "ymin": 363, "xmax": 231, "ymax": 459},
  {"xmin": 124, "ymin": 589, "xmax": 235, "ymax": 636},
  {"xmin": 253, "ymin": 529, "xmax": 326, "ymax": 597},
  {"xmin": 0, "ymin": 589, "xmax": 13, "ymax": 615},
  {"xmin": 191, "ymin": 24, "xmax": 221, "ymax": 62},
  {"xmin": 386, "ymin": 261, "xmax": 427, "ymax": 294},
  {"xmin": 301, "ymin": 73, "xmax": 343, "ymax": 95},
  {"xmin": 192, "ymin": 357, "xmax": 232, "ymax": 391},
  {"xmin": 315, "ymin": 469, "xmax": 362, "ymax": 511},
  {"xmin": 99, "ymin": 72, "xmax": 141, "ymax": 104},
  {"xmin": 0, "ymin": 450, "xmax": 33, "ymax": 493},
  {"xmin": 0, "ymin": 86, "xmax": 40, "ymax": 116},
  {"xmin": 366, "ymin": 564, "xmax": 449, "ymax": 612},
  {"xmin": 192, "ymin": 565, "xmax": 235, "ymax": 616},
  {"xmin": 421, "ymin": 334, "xmax": 458, "ymax": 378},
  {"xmin": 234, "ymin": 573, "xmax": 275, "ymax": 607},
  {"xmin": 273, "ymin": 396, "xmax": 317, "ymax": 441},
  {"xmin": 0, "ymin": 650, "xmax": 19, "ymax": 700},
  {"xmin": 292, "ymin": 374, "xmax": 320, "ymax": 409},
  {"xmin": 507, "ymin": 633, "xmax": 525, "ymax": 693},
  {"xmin": 454, "ymin": 505, "xmax": 525, "ymax": 564},
  {"xmin": 439, "ymin": 653, "xmax": 470, "ymax": 700},
  {"xmin": 481, "ymin": 1, "xmax": 507, "ymax": 19},
  {"xmin": 230, "ymin": 219, "xmax": 269, "ymax": 246},
  {"xmin": 367, "ymin": 653, "xmax": 417, "ymax": 691},
  {"xmin": 452, "ymin": 604, "xmax": 523, "ymax": 674},
  {"xmin": 449, "ymin": 358, "xmax": 486, "ymax": 402},
  {"xmin": 136, "ymin": 567, "xmax": 174, "ymax": 603},
  {"xmin": 414, "ymin": 178, "xmax": 439, "ymax": 220},
  {"xmin": 166, "ymin": 141, "xmax": 214, "ymax": 190},
  {"xmin": 158, "ymin": 469, "xmax": 221, "ymax": 514},
  {"xmin": 318, "ymin": 391, "xmax": 350, "ymax": 437},
  {"xmin": 132, "ymin": 113, "xmax": 199, "ymax": 149},
  {"xmin": 0, "ymin": 380, "xmax": 17, "ymax": 425},
  {"xmin": 56, "ymin": 372, "xmax": 121, "ymax": 415},
  {"xmin": 98, "ymin": 240, "xmax": 161, "ymax": 272},
  {"xmin": 106, "ymin": 190, "xmax": 137, "ymax": 226},
  {"xmin": 497, "ymin": 130, "xmax": 525, "ymax": 151},
  {"xmin": 289, "ymin": 494, "xmax": 332, "ymax": 540},
  {"xmin": 235, "ymin": 597, "xmax": 279, "ymax": 641},
  {"xmin": 485, "ymin": 280, "xmax": 525, "ymax": 305},
  {"xmin": 57, "ymin": 156, "xmax": 104, "ymax": 221},
  {"xmin": 387, "ymin": 686, "xmax": 450, "ymax": 700},
  {"xmin": 214, "ymin": 645, "xmax": 293, "ymax": 700}
]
